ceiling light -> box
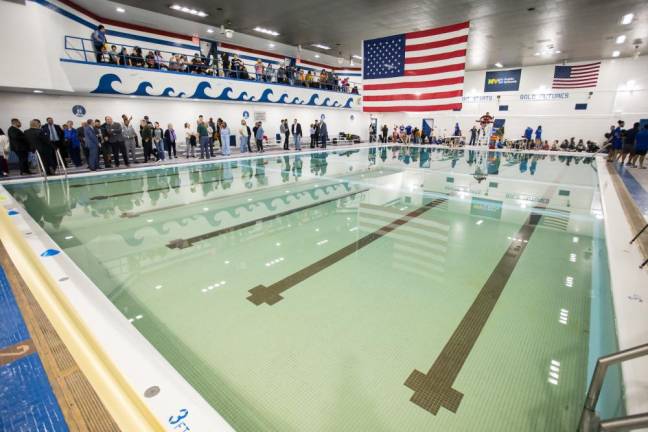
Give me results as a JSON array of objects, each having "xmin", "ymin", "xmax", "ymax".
[
  {"xmin": 170, "ymin": 4, "xmax": 207, "ymax": 17},
  {"xmin": 116, "ymin": 7, "xmax": 125, "ymax": 13},
  {"xmin": 555, "ymin": 50, "xmax": 561, "ymax": 54},
  {"xmin": 206, "ymin": 28, "xmax": 214, "ymax": 33},
  {"xmin": 254, "ymin": 26, "xmax": 279, "ymax": 36},
  {"xmin": 33, "ymin": 89, "xmax": 43, "ymax": 93},
  {"xmin": 352, "ymin": 55, "xmax": 362, "ymax": 60},
  {"xmin": 494, "ymin": 62, "xmax": 503, "ymax": 68},
  {"xmin": 616, "ymin": 35, "xmax": 626, "ymax": 44},
  {"xmin": 314, "ymin": 54, "xmax": 320, "ymax": 58},
  {"xmin": 312, "ymin": 43, "xmax": 331, "ymax": 50},
  {"xmin": 268, "ymin": 43, "xmax": 275, "ymax": 48},
  {"xmin": 534, "ymin": 52, "xmax": 540, "ymax": 56},
  {"xmin": 224, "ymin": 29, "xmax": 234, "ymax": 38},
  {"xmin": 621, "ymin": 13, "xmax": 634, "ymax": 25},
  {"xmin": 612, "ymin": 50, "xmax": 620, "ymax": 57}
]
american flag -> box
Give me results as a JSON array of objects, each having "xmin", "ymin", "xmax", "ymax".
[
  {"xmin": 552, "ymin": 62, "xmax": 601, "ymax": 89},
  {"xmin": 362, "ymin": 22, "xmax": 469, "ymax": 112}
]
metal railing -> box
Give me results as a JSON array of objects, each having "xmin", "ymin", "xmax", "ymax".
[
  {"xmin": 63, "ymin": 35, "xmax": 361, "ymax": 94},
  {"xmin": 34, "ymin": 150, "xmax": 47, "ymax": 180},
  {"xmin": 55, "ymin": 149, "xmax": 67, "ymax": 178},
  {"xmin": 578, "ymin": 342, "xmax": 648, "ymax": 431}
]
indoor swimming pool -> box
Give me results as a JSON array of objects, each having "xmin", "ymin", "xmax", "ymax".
[{"xmin": 2, "ymin": 147, "xmax": 620, "ymax": 431}]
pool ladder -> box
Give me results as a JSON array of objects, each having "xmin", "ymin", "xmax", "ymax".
[{"xmin": 578, "ymin": 342, "xmax": 648, "ymax": 431}]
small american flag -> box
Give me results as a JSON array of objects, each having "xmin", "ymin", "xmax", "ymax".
[
  {"xmin": 552, "ymin": 62, "xmax": 601, "ymax": 89},
  {"xmin": 362, "ymin": 22, "xmax": 469, "ymax": 112}
]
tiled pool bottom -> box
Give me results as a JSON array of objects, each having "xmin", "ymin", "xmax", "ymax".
[{"xmin": 3, "ymin": 147, "xmax": 617, "ymax": 431}]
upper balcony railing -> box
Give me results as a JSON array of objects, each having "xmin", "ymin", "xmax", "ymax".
[{"xmin": 63, "ymin": 36, "xmax": 362, "ymax": 95}]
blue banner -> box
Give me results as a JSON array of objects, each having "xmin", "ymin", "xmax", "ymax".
[{"xmin": 484, "ymin": 69, "xmax": 522, "ymax": 92}]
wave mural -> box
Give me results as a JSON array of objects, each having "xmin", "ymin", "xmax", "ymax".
[{"xmin": 90, "ymin": 73, "xmax": 354, "ymax": 109}]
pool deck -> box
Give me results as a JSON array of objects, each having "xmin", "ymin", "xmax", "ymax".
[{"xmin": 0, "ymin": 241, "xmax": 120, "ymax": 432}]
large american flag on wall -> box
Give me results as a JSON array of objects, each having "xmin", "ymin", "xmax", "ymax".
[
  {"xmin": 362, "ymin": 22, "xmax": 469, "ymax": 112},
  {"xmin": 552, "ymin": 62, "xmax": 601, "ymax": 89}
]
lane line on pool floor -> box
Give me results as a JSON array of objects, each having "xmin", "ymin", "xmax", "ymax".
[
  {"xmin": 167, "ymin": 188, "xmax": 369, "ymax": 249},
  {"xmin": 404, "ymin": 207, "xmax": 545, "ymax": 415},
  {"xmin": 246, "ymin": 197, "xmax": 448, "ymax": 306}
]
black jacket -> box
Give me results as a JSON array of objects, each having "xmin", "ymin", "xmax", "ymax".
[
  {"xmin": 291, "ymin": 123, "xmax": 302, "ymax": 136},
  {"xmin": 41, "ymin": 123, "xmax": 64, "ymax": 143},
  {"xmin": 24, "ymin": 128, "xmax": 52, "ymax": 154},
  {"xmin": 8, "ymin": 126, "xmax": 30, "ymax": 152}
]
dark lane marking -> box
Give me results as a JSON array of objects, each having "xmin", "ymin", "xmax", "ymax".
[
  {"xmin": 167, "ymin": 189, "xmax": 369, "ymax": 249},
  {"xmin": 0, "ymin": 339, "xmax": 36, "ymax": 367},
  {"xmin": 71, "ymin": 166, "xmax": 224, "ymax": 188},
  {"xmin": 247, "ymin": 197, "xmax": 448, "ymax": 306},
  {"xmin": 404, "ymin": 208, "xmax": 544, "ymax": 415}
]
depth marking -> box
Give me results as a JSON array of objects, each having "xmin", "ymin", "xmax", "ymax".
[
  {"xmin": 404, "ymin": 210, "xmax": 543, "ymax": 415},
  {"xmin": 247, "ymin": 197, "xmax": 448, "ymax": 306}
]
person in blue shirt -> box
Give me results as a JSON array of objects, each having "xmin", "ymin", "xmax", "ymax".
[
  {"xmin": 83, "ymin": 119, "xmax": 99, "ymax": 171},
  {"xmin": 534, "ymin": 126, "xmax": 542, "ymax": 146},
  {"xmin": 608, "ymin": 120, "xmax": 625, "ymax": 162},
  {"xmin": 91, "ymin": 25, "xmax": 107, "ymax": 62},
  {"xmin": 255, "ymin": 121, "xmax": 265, "ymax": 152},
  {"xmin": 631, "ymin": 124, "xmax": 648, "ymax": 169},
  {"xmin": 523, "ymin": 126, "xmax": 533, "ymax": 146}
]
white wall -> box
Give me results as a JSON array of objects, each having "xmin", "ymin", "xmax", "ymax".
[
  {"xmin": 373, "ymin": 56, "xmax": 648, "ymax": 143},
  {"xmin": 0, "ymin": 93, "xmax": 366, "ymax": 141}
]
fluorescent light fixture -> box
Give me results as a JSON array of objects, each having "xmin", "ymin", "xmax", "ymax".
[
  {"xmin": 170, "ymin": 4, "xmax": 207, "ymax": 17},
  {"xmin": 621, "ymin": 13, "xmax": 634, "ymax": 25},
  {"xmin": 612, "ymin": 50, "xmax": 620, "ymax": 57},
  {"xmin": 534, "ymin": 52, "xmax": 540, "ymax": 56},
  {"xmin": 555, "ymin": 50, "xmax": 561, "ymax": 54},
  {"xmin": 254, "ymin": 26, "xmax": 279, "ymax": 36},
  {"xmin": 352, "ymin": 55, "xmax": 362, "ymax": 60},
  {"xmin": 116, "ymin": 7, "xmax": 125, "ymax": 13},
  {"xmin": 33, "ymin": 89, "xmax": 43, "ymax": 93},
  {"xmin": 206, "ymin": 28, "xmax": 214, "ymax": 33},
  {"xmin": 314, "ymin": 54, "xmax": 320, "ymax": 58},
  {"xmin": 494, "ymin": 62, "xmax": 503, "ymax": 68},
  {"xmin": 312, "ymin": 43, "xmax": 331, "ymax": 50},
  {"xmin": 268, "ymin": 43, "xmax": 275, "ymax": 48},
  {"xmin": 616, "ymin": 35, "xmax": 626, "ymax": 44}
]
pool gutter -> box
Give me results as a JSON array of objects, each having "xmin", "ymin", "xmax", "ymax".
[
  {"xmin": 595, "ymin": 156, "xmax": 648, "ymax": 418},
  {"xmin": 0, "ymin": 185, "xmax": 235, "ymax": 431}
]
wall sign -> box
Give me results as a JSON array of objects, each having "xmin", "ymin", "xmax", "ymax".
[
  {"xmin": 484, "ymin": 69, "xmax": 522, "ymax": 92},
  {"xmin": 72, "ymin": 105, "xmax": 86, "ymax": 117},
  {"xmin": 320, "ymin": 114, "xmax": 326, "ymax": 120},
  {"xmin": 242, "ymin": 110, "xmax": 250, "ymax": 119},
  {"xmin": 519, "ymin": 93, "xmax": 569, "ymax": 101},
  {"xmin": 254, "ymin": 111, "xmax": 266, "ymax": 121},
  {"xmin": 462, "ymin": 95, "xmax": 494, "ymax": 103}
]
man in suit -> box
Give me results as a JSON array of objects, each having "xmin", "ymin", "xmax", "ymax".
[
  {"xmin": 105, "ymin": 116, "xmax": 129, "ymax": 167},
  {"xmin": 319, "ymin": 120, "xmax": 328, "ymax": 148},
  {"xmin": 41, "ymin": 117, "xmax": 65, "ymax": 169},
  {"xmin": 8, "ymin": 119, "xmax": 31, "ymax": 175},
  {"xmin": 25, "ymin": 119, "xmax": 54, "ymax": 175},
  {"xmin": 291, "ymin": 119, "xmax": 302, "ymax": 151},
  {"xmin": 83, "ymin": 119, "xmax": 100, "ymax": 171},
  {"xmin": 313, "ymin": 121, "xmax": 320, "ymax": 148}
]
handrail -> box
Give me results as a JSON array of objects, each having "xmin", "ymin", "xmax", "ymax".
[
  {"xmin": 34, "ymin": 150, "xmax": 47, "ymax": 181},
  {"xmin": 578, "ymin": 343, "xmax": 648, "ymax": 432},
  {"xmin": 64, "ymin": 35, "xmax": 362, "ymax": 94},
  {"xmin": 55, "ymin": 149, "xmax": 67, "ymax": 178}
]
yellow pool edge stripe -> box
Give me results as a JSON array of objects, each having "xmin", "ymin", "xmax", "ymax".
[{"xmin": 0, "ymin": 209, "xmax": 165, "ymax": 432}]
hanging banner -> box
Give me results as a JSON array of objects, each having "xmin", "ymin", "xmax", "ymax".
[{"xmin": 484, "ymin": 69, "xmax": 522, "ymax": 92}]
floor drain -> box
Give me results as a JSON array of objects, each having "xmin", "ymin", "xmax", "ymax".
[{"xmin": 144, "ymin": 386, "xmax": 160, "ymax": 398}]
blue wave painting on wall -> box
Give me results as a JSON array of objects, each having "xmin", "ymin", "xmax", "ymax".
[{"xmin": 91, "ymin": 73, "xmax": 354, "ymax": 109}]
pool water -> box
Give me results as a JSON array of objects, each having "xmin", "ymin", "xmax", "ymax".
[{"xmin": 5, "ymin": 147, "xmax": 614, "ymax": 431}]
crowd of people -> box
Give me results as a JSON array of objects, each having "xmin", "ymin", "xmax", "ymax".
[
  {"xmin": 90, "ymin": 25, "xmax": 360, "ymax": 94},
  {"xmin": 0, "ymin": 115, "xmax": 331, "ymax": 177},
  {"xmin": 605, "ymin": 120, "xmax": 648, "ymax": 169}
]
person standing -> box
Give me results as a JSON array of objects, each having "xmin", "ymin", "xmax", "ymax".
[
  {"xmin": 255, "ymin": 121, "xmax": 265, "ymax": 153},
  {"xmin": 608, "ymin": 120, "xmax": 624, "ymax": 162},
  {"xmin": 314, "ymin": 121, "xmax": 320, "ymax": 148},
  {"xmin": 381, "ymin": 124, "xmax": 388, "ymax": 143},
  {"xmin": 25, "ymin": 120, "xmax": 54, "ymax": 175},
  {"xmin": 184, "ymin": 123, "xmax": 195, "ymax": 158},
  {"xmin": 83, "ymin": 119, "xmax": 99, "ymax": 171},
  {"xmin": 319, "ymin": 120, "xmax": 328, "ymax": 148},
  {"xmin": 123, "ymin": 118, "xmax": 138, "ymax": 163},
  {"xmin": 621, "ymin": 122, "xmax": 639, "ymax": 166},
  {"xmin": 152, "ymin": 122, "xmax": 165, "ymax": 162},
  {"xmin": 8, "ymin": 119, "xmax": 31, "ymax": 175},
  {"xmin": 164, "ymin": 124, "xmax": 177, "ymax": 159},
  {"xmin": 309, "ymin": 123, "xmax": 316, "ymax": 148},
  {"xmin": 91, "ymin": 25, "xmax": 107, "ymax": 62},
  {"xmin": 534, "ymin": 125, "xmax": 542, "ymax": 147},
  {"xmin": 280, "ymin": 119, "xmax": 289, "ymax": 150},
  {"xmin": 220, "ymin": 122, "xmax": 231, "ymax": 156},
  {"xmin": 291, "ymin": 119, "xmax": 302, "ymax": 151},
  {"xmin": 631, "ymin": 124, "xmax": 648, "ymax": 169},
  {"xmin": 477, "ymin": 111, "xmax": 494, "ymax": 144},
  {"xmin": 64, "ymin": 121, "xmax": 82, "ymax": 167},
  {"xmin": 197, "ymin": 120, "xmax": 210, "ymax": 159},
  {"xmin": 239, "ymin": 120, "xmax": 250, "ymax": 154},
  {"xmin": 469, "ymin": 125, "xmax": 478, "ymax": 146},
  {"xmin": 141, "ymin": 121, "xmax": 153, "ymax": 163},
  {"xmin": 105, "ymin": 116, "xmax": 129, "ymax": 167},
  {"xmin": 0, "ymin": 129, "xmax": 9, "ymax": 177},
  {"xmin": 42, "ymin": 117, "xmax": 65, "ymax": 168}
]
